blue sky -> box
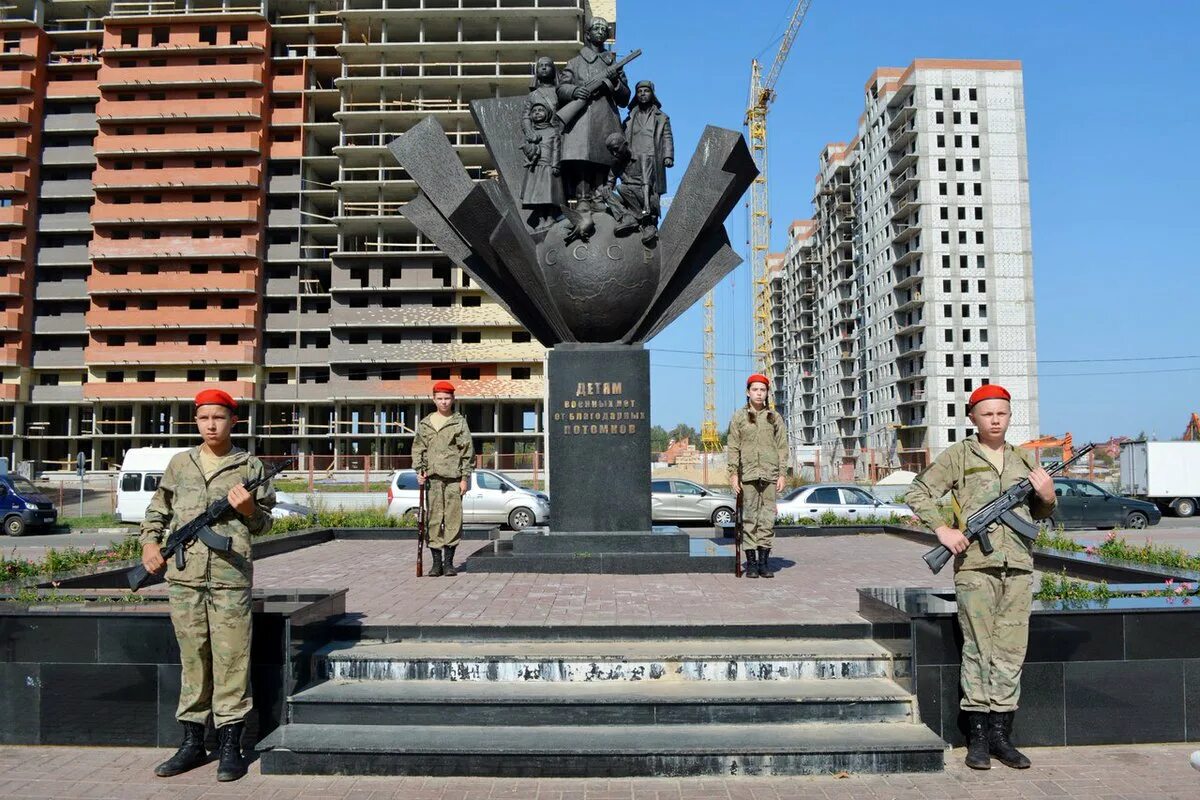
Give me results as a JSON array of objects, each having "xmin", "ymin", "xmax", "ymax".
[{"xmin": 617, "ymin": 0, "xmax": 1200, "ymax": 443}]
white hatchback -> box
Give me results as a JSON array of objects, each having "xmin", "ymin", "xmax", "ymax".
[
  {"xmin": 776, "ymin": 483, "xmax": 914, "ymax": 521},
  {"xmin": 386, "ymin": 469, "xmax": 550, "ymax": 530}
]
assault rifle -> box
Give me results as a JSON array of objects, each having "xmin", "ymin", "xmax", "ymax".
[
  {"xmin": 734, "ymin": 485, "xmax": 745, "ymax": 578},
  {"xmin": 922, "ymin": 444, "xmax": 1094, "ymax": 574},
  {"xmin": 416, "ymin": 478, "xmax": 427, "ymax": 577},
  {"xmin": 128, "ymin": 457, "xmax": 291, "ymax": 591},
  {"xmin": 556, "ymin": 49, "xmax": 642, "ymax": 127}
]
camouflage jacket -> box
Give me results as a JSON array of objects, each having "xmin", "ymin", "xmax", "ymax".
[
  {"xmin": 906, "ymin": 435, "xmax": 1056, "ymax": 572},
  {"xmin": 139, "ymin": 447, "xmax": 276, "ymax": 588},
  {"xmin": 412, "ymin": 412, "xmax": 475, "ymax": 479},
  {"xmin": 726, "ymin": 405, "xmax": 789, "ymax": 482}
]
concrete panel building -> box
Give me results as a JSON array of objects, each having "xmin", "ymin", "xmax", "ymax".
[
  {"xmin": 776, "ymin": 59, "xmax": 1040, "ymax": 481},
  {"xmin": 0, "ymin": 0, "xmax": 614, "ymax": 472}
]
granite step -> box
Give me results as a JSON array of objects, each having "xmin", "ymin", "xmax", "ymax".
[
  {"xmin": 289, "ymin": 677, "xmax": 916, "ymax": 726},
  {"xmin": 315, "ymin": 638, "xmax": 911, "ymax": 683},
  {"xmin": 257, "ymin": 721, "xmax": 945, "ymax": 777}
]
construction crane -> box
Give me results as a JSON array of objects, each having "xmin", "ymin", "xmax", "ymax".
[
  {"xmin": 747, "ymin": 0, "xmax": 813, "ymax": 376},
  {"xmin": 700, "ymin": 293, "xmax": 720, "ymax": 452},
  {"xmin": 1021, "ymin": 433, "xmax": 1074, "ymax": 462},
  {"xmin": 699, "ymin": 0, "xmax": 813, "ymax": 456}
]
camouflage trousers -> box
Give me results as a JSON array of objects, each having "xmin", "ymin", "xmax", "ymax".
[
  {"xmin": 740, "ymin": 479, "xmax": 777, "ymax": 550},
  {"xmin": 955, "ymin": 566, "xmax": 1032, "ymax": 712},
  {"xmin": 168, "ymin": 583, "xmax": 253, "ymax": 727},
  {"xmin": 426, "ymin": 476, "xmax": 463, "ymax": 549}
]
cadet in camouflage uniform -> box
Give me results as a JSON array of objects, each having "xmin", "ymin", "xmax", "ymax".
[
  {"xmin": 726, "ymin": 373, "xmax": 789, "ymax": 579},
  {"xmin": 412, "ymin": 379, "xmax": 475, "ymax": 577},
  {"xmin": 905, "ymin": 384, "xmax": 1055, "ymax": 771},
  {"xmin": 139, "ymin": 389, "xmax": 276, "ymax": 783}
]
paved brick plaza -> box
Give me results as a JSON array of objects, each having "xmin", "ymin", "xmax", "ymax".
[
  {"xmin": 249, "ymin": 534, "xmax": 956, "ymax": 626},
  {"xmin": 0, "ymin": 742, "xmax": 1195, "ymax": 799}
]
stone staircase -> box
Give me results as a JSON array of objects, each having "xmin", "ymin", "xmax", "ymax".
[{"xmin": 257, "ymin": 636, "xmax": 945, "ymax": 777}]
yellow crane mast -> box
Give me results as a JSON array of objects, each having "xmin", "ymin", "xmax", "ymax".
[
  {"xmin": 701, "ymin": 0, "xmax": 812, "ymax": 458},
  {"xmin": 745, "ymin": 0, "xmax": 813, "ymax": 376},
  {"xmin": 700, "ymin": 292, "xmax": 720, "ymax": 452}
]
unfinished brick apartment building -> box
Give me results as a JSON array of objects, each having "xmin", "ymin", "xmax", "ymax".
[{"xmin": 0, "ymin": 0, "xmax": 609, "ymax": 471}]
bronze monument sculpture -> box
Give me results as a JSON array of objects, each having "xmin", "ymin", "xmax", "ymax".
[{"xmin": 388, "ymin": 19, "xmax": 756, "ymax": 571}]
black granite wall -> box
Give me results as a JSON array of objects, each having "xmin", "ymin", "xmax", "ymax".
[{"xmin": 0, "ymin": 590, "xmax": 344, "ymax": 747}]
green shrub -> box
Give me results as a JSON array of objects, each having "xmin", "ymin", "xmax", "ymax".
[
  {"xmin": 1035, "ymin": 570, "xmax": 1113, "ymax": 602},
  {"xmin": 2, "ymin": 535, "xmax": 142, "ymax": 583},
  {"xmin": 1034, "ymin": 525, "xmax": 1085, "ymax": 553},
  {"xmin": 268, "ymin": 507, "xmax": 415, "ymax": 534},
  {"xmin": 1092, "ymin": 530, "xmax": 1200, "ymax": 572}
]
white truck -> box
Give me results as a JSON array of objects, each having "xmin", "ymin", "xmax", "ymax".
[{"xmin": 1119, "ymin": 441, "xmax": 1200, "ymax": 517}]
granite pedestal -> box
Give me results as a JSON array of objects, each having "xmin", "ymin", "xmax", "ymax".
[{"xmin": 466, "ymin": 344, "xmax": 733, "ymax": 573}]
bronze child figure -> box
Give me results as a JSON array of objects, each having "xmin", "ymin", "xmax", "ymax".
[
  {"xmin": 603, "ymin": 131, "xmax": 658, "ymax": 245},
  {"xmin": 521, "ymin": 100, "xmax": 564, "ymax": 231}
]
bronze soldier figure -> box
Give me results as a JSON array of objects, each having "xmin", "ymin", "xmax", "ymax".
[{"xmin": 555, "ymin": 16, "xmax": 630, "ymax": 236}]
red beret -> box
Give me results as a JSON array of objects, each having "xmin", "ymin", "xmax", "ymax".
[
  {"xmin": 967, "ymin": 384, "xmax": 1011, "ymax": 409},
  {"xmin": 746, "ymin": 373, "xmax": 770, "ymax": 388},
  {"xmin": 432, "ymin": 380, "xmax": 456, "ymax": 395},
  {"xmin": 194, "ymin": 388, "xmax": 237, "ymax": 410}
]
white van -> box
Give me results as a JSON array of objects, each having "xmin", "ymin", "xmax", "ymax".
[{"xmin": 117, "ymin": 447, "xmax": 189, "ymax": 523}]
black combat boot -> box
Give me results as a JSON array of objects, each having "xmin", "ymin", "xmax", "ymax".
[
  {"xmin": 744, "ymin": 548, "xmax": 759, "ymax": 578},
  {"xmin": 964, "ymin": 711, "xmax": 991, "ymax": 769},
  {"xmin": 757, "ymin": 547, "xmax": 774, "ymax": 578},
  {"xmin": 988, "ymin": 711, "xmax": 1031, "ymax": 769},
  {"xmin": 154, "ymin": 720, "xmax": 208, "ymax": 777},
  {"xmin": 443, "ymin": 545, "xmax": 458, "ymax": 576},
  {"xmin": 215, "ymin": 722, "xmax": 247, "ymax": 782},
  {"xmin": 428, "ymin": 548, "xmax": 444, "ymax": 577}
]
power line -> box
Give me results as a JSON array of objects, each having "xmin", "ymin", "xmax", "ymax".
[
  {"xmin": 649, "ymin": 359, "xmax": 1200, "ymax": 379},
  {"xmin": 648, "ymin": 347, "xmax": 1200, "ymax": 366}
]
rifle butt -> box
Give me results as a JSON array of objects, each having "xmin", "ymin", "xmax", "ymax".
[
  {"xmin": 922, "ymin": 545, "xmax": 952, "ymax": 575},
  {"xmin": 127, "ymin": 564, "xmax": 150, "ymax": 592},
  {"xmin": 555, "ymin": 99, "xmax": 584, "ymax": 127}
]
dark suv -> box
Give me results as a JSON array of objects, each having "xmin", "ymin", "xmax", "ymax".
[{"xmin": 1051, "ymin": 478, "xmax": 1162, "ymax": 530}]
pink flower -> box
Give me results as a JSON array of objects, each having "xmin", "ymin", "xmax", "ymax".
[
  {"xmin": 1185, "ymin": 598, "xmax": 1193, "ymax": 606},
  {"xmin": 1106, "ymin": 531, "xmax": 1118, "ymax": 542},
  {"xmin": 1166, "ymin": 579, "xmax": 1175, "ymax": 586},
  {"xmin": 1085, "ymin": 546, "xmax": 1095, "ymax": 555},
  {"xmin": 1185, "ymin": 584, "xmax": 1196, "ymax": 593},
  {"xmin": 1176, "ymin": 586, "xmax": 1185, "ymax": 595}
]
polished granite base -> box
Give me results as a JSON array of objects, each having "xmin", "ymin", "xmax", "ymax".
[{"xmin": 464, "ymin": 527, "xmax": 735, "ymax": 574}]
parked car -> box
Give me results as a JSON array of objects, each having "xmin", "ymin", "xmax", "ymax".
[
  {"xmin": 386, "ymin": 469, "xmax": 549, "ymax": 530},
  {"xmin": 776, "ymin": 483, "xmax": 913, "ymax": 522},
  {"xmin": 0, "ymin": 474, "xmax": 57, "ymax": 536},
  {"xmin": 271, "ymin": 492, "xmax": 312, "ymax": 520},
  {"xmin": 650, "ymin": 479, "xmax": 736, "ymax": 525},
  {"xmin": 1050, "ymin": 478, "xmax": 1161, "ymax": 530}
]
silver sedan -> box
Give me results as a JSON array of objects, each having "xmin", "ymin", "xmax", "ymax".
[
  {"xmin": 776, "ymin": 483, "xmax": 914, "ymax": 521},
  {"xmin": 651, "ymin": 479, "xmax": 737, "ymax": 525}
]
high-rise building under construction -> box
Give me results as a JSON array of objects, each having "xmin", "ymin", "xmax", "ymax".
[
  {"xmin": 776, "ymin": 60, "xmax": 1040, "ymax": 481},
  {"xmin": 0, "ymin": 0, "xmax": 613, "ymax": 471}
]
